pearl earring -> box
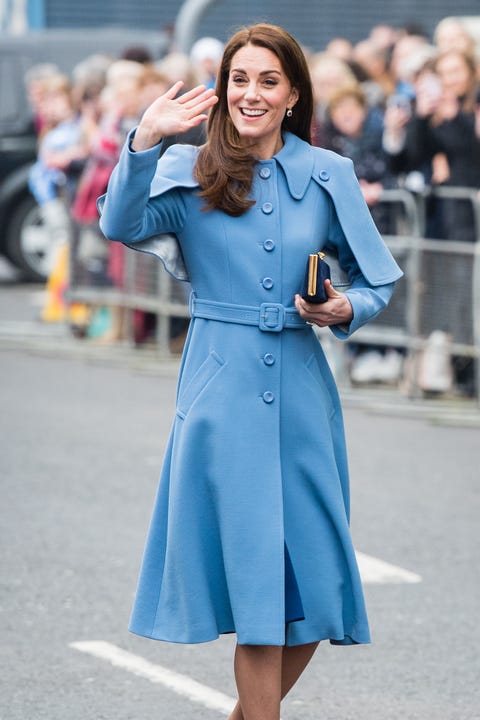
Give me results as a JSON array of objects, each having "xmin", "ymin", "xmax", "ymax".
[{"xmin": 286, "ymin": 108, "xmax": 293, "ymax": 118}]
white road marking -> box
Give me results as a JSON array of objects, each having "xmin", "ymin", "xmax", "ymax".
[
  {"xmin": 356, "ymin": 551, "xmax": 422, "ymax": 584},
  {"xmin": 70, "ymin": 640, "xmax": 236, "ymax": 715}
]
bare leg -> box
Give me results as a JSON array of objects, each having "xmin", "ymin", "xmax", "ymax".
[
  {"xmin": 231, "ymin": 644, "xmax": 283, "ymax": 720},
  {"xmin": 228, "ymin": 641, "xmax": 319, "ymax": 720}
]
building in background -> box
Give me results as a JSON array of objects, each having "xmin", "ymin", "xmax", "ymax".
[{"xmin": 1, "ymin": 0, "xmax": 479, "ymax": 51}]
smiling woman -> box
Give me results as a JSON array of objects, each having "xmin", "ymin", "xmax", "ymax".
[
  {"xmin": 99, "ymin": 21, "xmax": 402, "ymax": 720},
  {"xmin": 195, "ymin": 23, "xmax": 313, "ymax": 215}
]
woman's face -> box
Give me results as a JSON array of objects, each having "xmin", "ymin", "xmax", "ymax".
[
  {"xmin": 436, "ymin": 53, "xmax": 472, "ymax": 98},
  {"xmin": 227, "ymin": 44, "xmax": 298, "ymax": 159}
]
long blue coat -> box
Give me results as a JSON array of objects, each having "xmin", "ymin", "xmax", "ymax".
[{"xmin": 100, "ymin": 131, "xmax": 402, "ymax": 647}]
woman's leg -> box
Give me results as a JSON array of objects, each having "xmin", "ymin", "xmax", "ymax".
[
  {"xmin": 231, "ymin": 644, "xmax": 283, "ymax": 720},
  {"xmin": 229, "ymin": 642, "xmax": 318, "ymax": 720}
]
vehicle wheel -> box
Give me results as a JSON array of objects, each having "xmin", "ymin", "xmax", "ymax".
[{"xmin": 4, "ymin": 194, "xmax": 52, "ymax": 281}]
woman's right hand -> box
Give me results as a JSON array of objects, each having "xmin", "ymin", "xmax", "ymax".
[{"xmin": 131, "ymin": 81, "xmax": 218, "ymax": 151}]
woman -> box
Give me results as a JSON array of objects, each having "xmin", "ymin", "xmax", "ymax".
[{"xmin": 100, "ymin": 24, "xmax": 402, "ymax": 720}]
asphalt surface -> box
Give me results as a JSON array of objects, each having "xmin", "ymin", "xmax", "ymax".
[{"xmin": 1, "ymin": 270, "xmax": 479, "ymax": 720}]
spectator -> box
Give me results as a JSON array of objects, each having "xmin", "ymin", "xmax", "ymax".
[
  {"xmin": 369, "ymin": 24, "xmax": 398, "ymax": 53},
  {"xmin": 28, "ymin": 76, "xmax": 84, "ymax": 270},
  {"xmin": 434, "ymin": 17, "xmax": 477, "ymax": 56},
  {"xmin": 121, "ymin": 45, "xmax": 154, "ymax": 64},
  {"xmin": 139, "ymin": 65, "xmax": 170, "ymax": 113},
  {"xmin": 24, "ymin": 63, "xmax": 61, "ymax": 135},
  {"xmin": 156, "ymin": 51, "xmax": 198, "ymax": 88},
  {"xmin": 326, "ymin": 85, "xmax": 390, "ymax": 209},
  {"xmin": 325, "ymin": 85, "xmax": 403, "ymax": 384},
  {"xmin": 189, "ymin": 36, "xmax": 224, "ymax": 89},
  {"xmin": 324, "ymin": 37, "xmax": 353, "ymax": 62},
  {"xmin": 309, "ymin": 52, "xmax": 357, "ymax": 146},
  {"xmin": 72, "ymin": 60, "xmax": 146, "ymax": 342},
  {"xmin": 353, "ymin": 39, "xmax": 395, "ymax": 103},
  {"xmin": 389, "ymin": 33, "xmax": 431, "ymax": 100}
]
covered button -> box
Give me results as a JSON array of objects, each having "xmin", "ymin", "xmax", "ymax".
[
  {"xmin": 263, "ymin": 353, "xmax": 275, "ymax": 366},
  {"xmin": 319, "ymin": 170, "xmax": 330, "ymax": 181},
  {"xmin": 262, "ymin": 277, "xmax": 274, "ymax": 290},
  {"xmin": 263, "ymin": 238, "xmax": 275, "ymax": 251},
  {"xmin": 262, "ymin": 202, "xmax": 273, "ymax": 214},
  {"xmin": 262, "ymin": 391, "xmax": 274, "ymax": 403},
  {"xmin": 259, "ymin": 167, "xmax": 271, "ymax": 179}
]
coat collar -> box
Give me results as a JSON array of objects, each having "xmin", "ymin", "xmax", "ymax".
[{"xmin": 269, "ymin": 132, "xmax": 315, "ymax": 200}]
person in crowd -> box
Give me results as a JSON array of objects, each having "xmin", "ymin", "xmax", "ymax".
[
  {"xmin": 24, "ymin": 63, "xmax": 61, "ymax": 135},
  {"xmin": 120, "ymin": 44, "xmax": 154, "ymax": 64},
  {"xmin": 368, "ymin": 23, "xmax": 398, "ymax": 54},
  {"xmin": 139, "ymin": 65, "xmax": 170, "ymax": 112},
  {"xmin": 389, "ymin": 33, "xmax": 432, "ymax": 100},
  {"xmin": 309, "ymin": 52, "xmax": 357, "ymax": 146},
  {"xmin": 352, "ymin": 39, "xmax": 395, "ymax": 104},
  {"xmin": 189, "ymin": 36, "xmax": 224, "ymax": 89},
  {"xmin": 325, "ymin": 85, "xmax": 403, "ymax": 383},
  {"xmin": 326, "ymin": 85, "xmax": 391, "ymax": 219},
  {"xmin": 28, "ymin": 76, "xmax": 84, "ymax": 270},
  {"xmin": 27, "ymin": 75, "xmax": 88, "ymax": 322},
  {"xmin": 434, "ymin": 16, "xmax": 477, "ymax": 57},
  {"xmin": 72, "ymin": 60, "xmax": 146, "ymax": 342},
  {"xmin": 324, "ymin": 37, "xmax": 353, "ymax": 62},
  {"xmin": 99, "ymin": 22, "xmax": 402, "ymax": 720}
]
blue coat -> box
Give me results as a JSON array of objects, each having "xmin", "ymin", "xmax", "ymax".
[{"xmin": 100, "ymin": 131, "xmax": 402, "ymax": 647}]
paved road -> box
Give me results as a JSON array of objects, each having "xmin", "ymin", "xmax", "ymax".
[{"xmin": 1, "ymin": 280, "xmax": 479, "ymax": 719}]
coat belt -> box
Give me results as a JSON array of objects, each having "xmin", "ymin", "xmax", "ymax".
[{"xmin": 190, "ymin": 294, "xmax": 307, "ymax": 333}]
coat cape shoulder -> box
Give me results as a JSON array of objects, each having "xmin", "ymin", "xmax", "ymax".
[{"xmin": 99, "ymin": 134, "xmax": 402, "ymax": 286}]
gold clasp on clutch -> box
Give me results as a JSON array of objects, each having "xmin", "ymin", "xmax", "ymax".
[{"xmin": 307, "ymin": 252, "xmax": 325, "ymax": 296}]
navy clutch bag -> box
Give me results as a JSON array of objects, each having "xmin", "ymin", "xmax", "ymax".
[
  {"xmin": 301, "ymin": 250, "xmax": 351, "ymax": 303},
  {"xmin": 301, "ymin": 252, "xmax": 331, "ymax": 304}
]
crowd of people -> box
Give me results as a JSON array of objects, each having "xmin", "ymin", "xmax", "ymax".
[{"xmin": 26, "ymin": 16, "xmax": 480, "ymax": 392}]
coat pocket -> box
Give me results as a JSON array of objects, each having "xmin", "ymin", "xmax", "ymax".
[{"xmin": 176, "ymin": 350, "xmax": 225, "ymax": 420}]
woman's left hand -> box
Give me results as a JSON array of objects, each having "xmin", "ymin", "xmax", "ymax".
[{"xmin": 294, "ymin": 280, "xmax": 353, "ymax": 327}]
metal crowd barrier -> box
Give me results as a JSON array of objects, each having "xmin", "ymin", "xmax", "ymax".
[{"xmin": 66, "ymin": 185, "xmax": 480, "ymax": 403}]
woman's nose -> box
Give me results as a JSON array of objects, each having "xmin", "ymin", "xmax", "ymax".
[{"xmin": 243, "ymin": 82, "xmax": 259, "ymax": 101}]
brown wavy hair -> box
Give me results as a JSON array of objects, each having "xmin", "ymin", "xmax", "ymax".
[{"xmin": 194, "ymin": 23, "xmax": 314, "ymax": 216}]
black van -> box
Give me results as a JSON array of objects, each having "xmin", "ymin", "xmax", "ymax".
[{"xmin": 0, "ymin": 28, "xmax": 168, "ymax": 280}]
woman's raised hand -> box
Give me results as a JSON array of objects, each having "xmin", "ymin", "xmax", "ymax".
[{"xmin": 131, "ymin": 81, "xmax": 218, "ymax": 151}]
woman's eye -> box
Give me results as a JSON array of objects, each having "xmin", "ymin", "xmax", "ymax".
[
  {"xmin": 264, "ymin": 79, "xmax": 278, "ymax": 87},
  {"xmin": 233, "ymin": 76, "xmax": 246, "ymax": 83}
]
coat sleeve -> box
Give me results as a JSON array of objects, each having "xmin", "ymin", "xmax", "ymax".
[
  {"xmin": 98, "ymin": 130, "xmax": 200, "ymax": 281},
  {"xmin": 99, "ymin": 132, "xmax": 188, "ymax": 243},
  {"xmin": 325, "ymin": 200, "xmax": 395, "ymax": 340}
]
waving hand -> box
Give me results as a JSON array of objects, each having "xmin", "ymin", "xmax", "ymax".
[{"xmin": 132, "ymin": 81, "xmax": 218, "ymax": 152}]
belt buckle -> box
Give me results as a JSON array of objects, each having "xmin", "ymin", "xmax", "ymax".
[{"xmin": 259, "ymin": 303, "xmax": 285, "ymax": 332}]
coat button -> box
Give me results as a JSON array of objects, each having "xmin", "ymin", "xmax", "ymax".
[
  {"xmin": 263, "ymin": 238, "xmax": 275, "ymax": 251},
  {"xmin": 262, "ymin": 202, "xmax": 273, "ymax": 214},
  {"xmin": 259, "ymin": 167, "xmax": 271, "ymax": 179},
  {"xmin": 262, "ymin": 391, "xmax": 274, "ymax": 403},
  {"xmin": 263, "ymin": 353, "xmax": 275, "ymax": 366},
  {"xmin": 262, "ymin": 277, "xmax": 274, "ymax": 290},
  {"xmin": 319, "ymin": 170, "xmax": 330, "ymax": 181}
]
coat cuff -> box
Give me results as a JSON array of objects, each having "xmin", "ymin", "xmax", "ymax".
[{"xmin": 329, "ymin": 284, "xmax": 394, "ymax": 340}]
